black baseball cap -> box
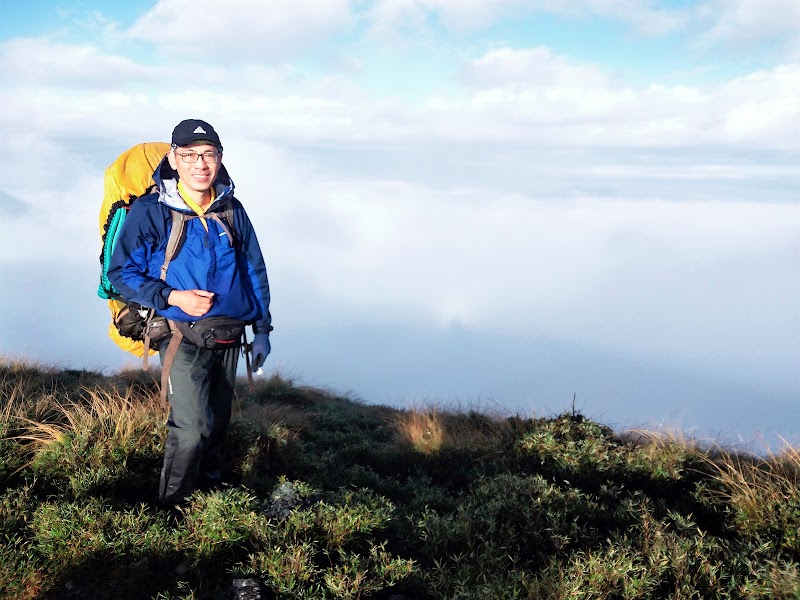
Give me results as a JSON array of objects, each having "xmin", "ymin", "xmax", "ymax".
[{"xmin": 171, "ymin": 118, "xmax": 223, "ymax": 149}]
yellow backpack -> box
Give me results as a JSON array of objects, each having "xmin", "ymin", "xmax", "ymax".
[{"xmin": 98, "ymin": 142, "xmax": 170, "ymax": 357}]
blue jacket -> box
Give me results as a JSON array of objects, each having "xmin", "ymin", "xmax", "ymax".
[{"xmin": 107, "ymin": 156, "xmax": 272, "ymax": 335}]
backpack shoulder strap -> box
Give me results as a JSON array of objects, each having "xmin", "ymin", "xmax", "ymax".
[
  {"xmin": 206, "ymin": 211, "xmax": 234, "ymax": 245},
  {"xmin": 223, "ymin": 205, "xmax": 234, "ymax": 228},
  {"xmin": 205, "ymin": 204, "xmax": 237, "ymax": 247},
  {"xmin": 159, "ymin": 204, "xmax": 233, "ymax": 281},
  {"xmin": 156, "ymin": 209, "xmax": 191, "ymax": 403},
  {"xmin": 161, "ymin": 210, "xmax": 195, "ymax": 280}
]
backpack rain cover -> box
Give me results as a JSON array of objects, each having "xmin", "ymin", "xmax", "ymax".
[{"xmin": 98, "ymin": 142, "xmax": 170, "ymax": 357}]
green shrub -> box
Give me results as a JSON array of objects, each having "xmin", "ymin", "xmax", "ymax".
[
  {"xmin": 417, "ymin": 472, "xmax": 616, "ymax": 598},
  {"xmin": 181, "ymin": 488, "xmax": 264, "ymax": 560},
  {"xmin": 0, "ymin": 532, "xmax": 42, "ymax": 600},
  {"xmin": 240, "ymin": 483, "xmax": 415, "ymax": 599}
]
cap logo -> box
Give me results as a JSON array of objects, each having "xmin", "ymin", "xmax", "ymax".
[{"xmin": 193, "ymin": 126, "xmax": 206, "ymax": 134}]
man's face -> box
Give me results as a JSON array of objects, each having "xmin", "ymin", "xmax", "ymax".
[{"xmin": 168, "ymin": 143, "xmax": 222, "ymax": 196}]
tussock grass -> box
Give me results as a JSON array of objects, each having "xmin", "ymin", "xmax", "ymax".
[
  {"xmin": 394, "ymin": 404, "xmax": 510, "ymax": 455},
  {"xmin": 394, "ymin": 406, "xmax": 449, "ymax": 454},
  {"xmin": 16, "ymin": 384, "xmax": 163, "ymax": 454},
  {"xmin": 695, "ymin": 440, "xmax": 800, "ymax": 555},
  {"xmin": 2, "ymin": 357, "xmax": 800, "ymax": 599}
]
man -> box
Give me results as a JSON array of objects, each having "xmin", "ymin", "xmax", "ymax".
[{"xmin": 108, "ymin": 118, "xmax": 272, "ymax": 505}]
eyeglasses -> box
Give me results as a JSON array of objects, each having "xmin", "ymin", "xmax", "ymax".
[{"xmin": 175, "ymin": 151, "xmax": 220, "ymax": 164}]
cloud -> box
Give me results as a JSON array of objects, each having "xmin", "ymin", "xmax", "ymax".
[
  {"xmin": 216, "ymin": 138, "xmax": 800, "ymax": 390},
  {"xmin": 0, "ymin": 1, "xmax": 797, "ymax": 443},
  {"xmin": 125, "ymin": 0, "xmax": 354, "ymax": 59},
  {"xmin": 365, "ymin": 0, "xmax": 689, "ymax": 36},
  {"xmin": 448, "ymin": 47, "xmax": 800, "ymax": 149},
  {"xmin": 461, "ymin": 47, "xmax": 613, "ymax": 89},
  {"xmin": 1, "ymin": 5, "xmax": 798, "ymax": 155},
  {"xmin": 718, "ymin": 65, "xmax": 800, "ymax": 145},
  {"xmin": 527, "ymin": 0, "xmax": 689, "ymax": 36},
  {"xmin": 0, "ymin": 190, "xmax": 31, "ymax": 216},
  {"xmin": 701, "ymin": 0, "xmax": 800, "ymax": 44},
  {"xmin": 0, "ymin": 38, "xmax": 152, "ymax": 88}
]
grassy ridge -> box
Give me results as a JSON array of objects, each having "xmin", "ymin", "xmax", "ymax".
[{"xmin": 1, "ymin": 358, "xmax": 799, "ymax": 599}]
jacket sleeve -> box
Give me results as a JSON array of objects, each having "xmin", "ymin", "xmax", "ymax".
[
  {"xmin": 234, "ymin": 200, "xmax": 272, "ymax": 335},
  {"xmin": 106, "ymin": 198, "xmax": 175, "ymax": 311}
]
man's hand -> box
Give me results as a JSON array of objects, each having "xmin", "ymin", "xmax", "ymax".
[
  {"xmin": 251, "ymin": 333, "xmax": 271, "ymax": 370},
  {"xmin": 168, "ymin": 289, "xmax": 214, "ymax": 318}
]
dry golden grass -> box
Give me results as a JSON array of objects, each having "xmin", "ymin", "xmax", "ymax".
[
  {"xmin": 7, "ymin": 383, "xmax": 164, "ymax": 467},
  {"xmin": 770, "ymin": 439, "xmax": 800, "ymax": 480},
  {"xmin": 701, "ymin": 453, "xmax": 781, "ymax": 535},
  {"xmin": 619, "ymin": 425, "xmax": 717, "ymax": 451},
  {"xmin": 395, "ymin": 407, "xmax": 450, "ymax": 454},
  {"xmin": 695, "ymin": 439, "xmax": 800, "ymax": 534},
  {"xmin": 1, "ymin": 366, "xmax": 64, "ymax": 423},
  {"xmin": 393, "ymin": 403, "xmax": 510, "ymax": 455}
]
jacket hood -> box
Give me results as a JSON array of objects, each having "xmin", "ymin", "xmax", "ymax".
[{"xmin": 152, "ymin": 155, "xmax": 235, "ymax": 213}]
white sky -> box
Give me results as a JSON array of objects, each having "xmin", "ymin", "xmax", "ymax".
[{"xmin": 0, "ymin": 0, "xmax": 798, "ymax": 445}]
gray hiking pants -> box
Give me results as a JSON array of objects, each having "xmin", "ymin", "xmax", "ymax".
[{"xmin": 158, "ymin": 338, "xmax": 239, "ymax": 505}]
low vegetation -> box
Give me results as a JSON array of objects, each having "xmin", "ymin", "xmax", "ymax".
[{"xmin": 1, "ymin": 357, "xmax": 799, "ymax": 599}]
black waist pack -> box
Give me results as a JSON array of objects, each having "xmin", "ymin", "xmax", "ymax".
[
  {"xmin": 177, "ymin": 317, "xmax": 245, "ymax": 350},
  {"xmin": 114, "ymin": 302, "xmax": 172, "ymax": 350}
]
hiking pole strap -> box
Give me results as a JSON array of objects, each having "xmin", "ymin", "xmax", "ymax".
[
  {"xmin": 142, "ymin": 334, "xmax": 151, "ymax": 370},
  {"xmin": 159, "ymin": 320, "xmax": 183, "ymax": 410},
  {"xmin": 242, "ymin": 329, "xmax": 254, "ymax": 391}
]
